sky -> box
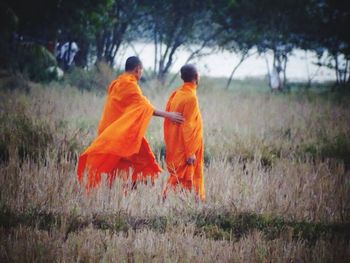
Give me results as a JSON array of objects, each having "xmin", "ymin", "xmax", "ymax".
[{"xmin": 115, "ymin": 42, "xmax": 336, "ymax": 82}]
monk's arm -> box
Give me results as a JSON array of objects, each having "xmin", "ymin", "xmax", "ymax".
[
  {"xmin": 124, "ymin": 84, "xmax": 184, "ymax": 124},
  {"xmin": 182, "ymin": 97, "xmax": 200, "ymax": 163},
  {"xmin": 186, "ymin": 154, "xmax": 196, "ymax": 165},
  {"xmin": 153, "ymin": 109, "xmax": 184, "ymax": 124}
]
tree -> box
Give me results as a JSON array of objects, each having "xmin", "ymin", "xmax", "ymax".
[
  {"xmin": 0, "ymin": 2, "xmax": 18, "ymax": 67},
  {"xmin": 212, "ymin": 0, "xmax": 307, "ymax": 90},
  {"xmin": 3, "ymin": 0, "xmax": 115, "ymax": 69},
  {"xmin": 141, "ymin": 0, "xmax": 212, "ymax": 83},
  {"xmin": 211, "ymin": 0, "xmax": 256, "ymax": 88},
  {"xmin": 55, "ymin": 0, "xmax": 114, "ymax": 68},
  {"xmin": 95, "ymin": 0, "xmax": 142, "ymax": 67},
  {"xmin": 301, "ymin": 0, "xmax": 350, "ymax": 85}
]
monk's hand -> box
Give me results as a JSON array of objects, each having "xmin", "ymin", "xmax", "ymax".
[
  {"xmin": 186, "ymin": 154, "xmax": 196, "ymax": 165},
  {"xmin": 167, "ymin": 111, "xmax": 184, "ymax": 124}
]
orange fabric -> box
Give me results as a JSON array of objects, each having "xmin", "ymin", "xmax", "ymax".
[
  {"xmin": 163, "ymin": 82, "xmax": 205, "ymax": 200},
  {"xmin": 77, "ymin": 72, "xmax": 162, "ymax": 189}
]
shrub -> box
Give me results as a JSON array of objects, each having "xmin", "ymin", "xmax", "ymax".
[
  {"xmin": 8, "ymin": 44, "xmax": 58, "ymax": 82},
  {"xmin": 0, "ymin": 72, "xmax": 31, "ymax": 92},
  {"xmin": 63, "ymin": 62, "xmax": 116, "ymax": 92},
  {"xmin": 0, "ymin": 108, "xmax": 53, "ymax": 162},
  {"xmin": 302, "ymin": 134, "xmax": 350, "ymax": 169}
]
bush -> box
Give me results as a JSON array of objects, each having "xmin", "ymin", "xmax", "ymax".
[
  {"xmin": 63, "ymin": 62, "xmax": 116, "ymax": 92},
  {"xmin": 8, "ymin": 44, "xmax": 58, "ymax": 82},
  {"xmin": 0, "ymin": 108, "xmax": 53, "ymax": 162},
  {"xmin": 302, "ymin": 134, "xmax": 350, "ymax": 168},
  {"xmin": 0, "ymin": 72, "xmax": 31, "ymax": 92}
]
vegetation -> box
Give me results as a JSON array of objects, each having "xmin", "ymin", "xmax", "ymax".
[
  {"xmin": 1, "ymin": 0, "xmax": 349, "ymax": 85},
  {"xmin": 0, "ymin": 73, "xmax": 349, "ymax": 261}
]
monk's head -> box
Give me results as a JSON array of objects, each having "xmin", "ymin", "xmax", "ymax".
[
  {"xmin": 180, "ymin": 64, "xmax": 199, "ymax": 84},
  {"xmin": 125, "ymin": 56, "xmax": 143, "ymax": 80}
]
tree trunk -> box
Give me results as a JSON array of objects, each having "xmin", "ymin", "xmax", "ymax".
[
  {"xmin": 282, "ymin": 54, "xmax": 288, "ymax": 88},
  {"xmin": 270, "ymin": 50, "xmax": 282, "ymax": 91},
  {"xmin": 226, "ymin": 52, "xmax": 248, "ymax": 89},
  {"xmin": 264, "ymin": 53, "xmax": 271, "ymax": 88},
  {"xmin": 75, "ymin": 41, "xmax": 88, "ymax": 68},
  {"xmin": 343, "ymin": 58, "xmax": 348, "ymax": 84},
  {"xmin": 154, "ymin": 28, "xmax": 158, "ymax": 77},
  {"xmin": 166, "ymin": 32, "xmax": 221, "ymax": 87},
  {"xmin": 335, "ymin": 53, "xmax": 340, "ymax": 85},
  {"xmin": 95, "ymin": 31, "xmax": 105, "ymax": 62}
]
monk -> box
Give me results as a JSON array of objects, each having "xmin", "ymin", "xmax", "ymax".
[
  {"xmin": 163, "ymin": 64, "xmax": 205, "ymax": 200},
  {"xmin": 77, "ymin": 56, "xmax": 184, "ymax": 190}
]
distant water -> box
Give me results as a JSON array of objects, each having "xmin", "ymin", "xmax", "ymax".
[{"xmin": 115, "ymin": 41, "xmax": 335, "ymax": 82}]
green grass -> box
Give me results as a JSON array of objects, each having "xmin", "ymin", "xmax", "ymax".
[
  {"xmin": 302, "ymin": 134, "xmax": 350, "ymax": 169},
  {"xmin": 1, "ymin": 205, "xmax": 349, "ymax": 244}
]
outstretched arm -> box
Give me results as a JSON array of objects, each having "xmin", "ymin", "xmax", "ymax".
[{"xmin": 153, "ymin": 109, "xmax": 184, "ymax": 124}]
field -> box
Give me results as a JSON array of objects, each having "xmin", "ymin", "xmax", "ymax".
[{"xmin": 0, "ymin": 70, "xmax": 350, "ymax": 262}]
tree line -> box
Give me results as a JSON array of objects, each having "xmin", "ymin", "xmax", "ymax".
[{"xmin": 1, "ymin": 0, "xmax": 349, "ymax": 87}]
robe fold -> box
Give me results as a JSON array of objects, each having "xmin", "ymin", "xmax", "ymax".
[
  {"xmin": 163, "ymin": 82, "xmax": 205, "ymax": 200},
  {"xmin": 77, "ymin": 72, "xmax": 162, "ymax": 189}
]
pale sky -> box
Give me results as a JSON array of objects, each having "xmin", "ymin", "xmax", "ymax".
[{"xmin": 115, "ymin": 42, "xmax": 335, "ymax": 82}]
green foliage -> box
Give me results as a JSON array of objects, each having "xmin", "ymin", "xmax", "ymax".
[
  {"xmin": 2, "ymin": 0, "xmax": 350, "ymax": 85},
  {"xmin": 211, "ymin": 0, "xmax": 350, "ymax": 86},
  {"xmin": 94, "ymin": 0, "xmax": 139, "ymax": 66},
  {"xmin": 300, "ymin": 0, "xmax": 350, "ymax": 85},
  {"xmin": 3, "ymin": 0, "xmax": 350, "ymax": 85},
  {"xmin": 9, "ymin": 44, "xmax": 58, "ymax": 82}
]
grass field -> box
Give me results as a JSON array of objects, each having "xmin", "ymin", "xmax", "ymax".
[{"xmin": 0, "ymin": 70, "xmax": 349, "ymax": 262}]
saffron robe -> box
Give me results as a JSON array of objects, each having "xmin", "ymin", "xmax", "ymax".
[
  {"xmin": 163, "ymin": 82, "xmax": 205, "ymax": 200},
  {"xmin": 77, "ymin": 72, "xmax": 161, "ymax": 189}
]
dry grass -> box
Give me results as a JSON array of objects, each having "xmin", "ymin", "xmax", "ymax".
[
  {"xmin": 0, "ymin": 76, "xmax": 349, "ymax": 262},
  {"xmin": 1, "ymin": 226, "xmax": 349, "ymax": 263}
]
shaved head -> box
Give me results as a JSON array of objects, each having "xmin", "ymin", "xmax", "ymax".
[
  {"xmin": 180, "ymin": 64, "xmax": 198, "ymax": 82},
  {"xmin": 125, "ymin": 56, "xmax": 142, "ymax": 71}
]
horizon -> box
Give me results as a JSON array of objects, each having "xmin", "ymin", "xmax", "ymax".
[{"xmin": 115, "ymin": 41, "xmax": 337, "ymax": 83}]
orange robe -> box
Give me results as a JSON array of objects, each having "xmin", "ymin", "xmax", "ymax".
[
  {"xmin": 77, "ymin": 72, "xmax": 161, "ymax": 189},
  {"xmin": 163, "ymin": 82, "xmax": 205, "ymax": 200}
]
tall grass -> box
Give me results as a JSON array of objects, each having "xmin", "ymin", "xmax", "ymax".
[
  {"xmin": 1, "ymin": 226, "xmax": 349, "ymax": 262},
  {"xmin": 0, "ymin": 75, "xmax": 349, "ymax": 262}
]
